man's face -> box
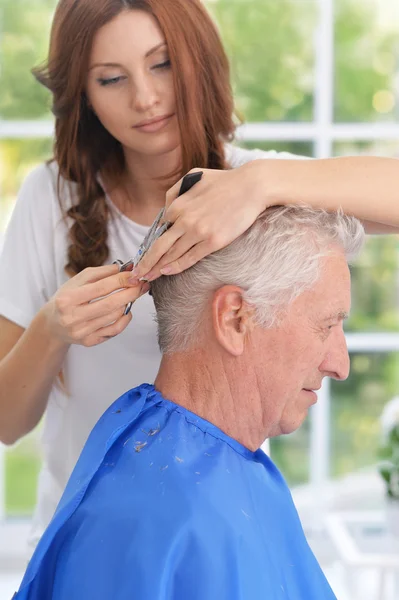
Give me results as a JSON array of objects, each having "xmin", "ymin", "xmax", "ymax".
[{"xmin": 250, "ymin": 249, "xmax": 351, "ymax": 437}]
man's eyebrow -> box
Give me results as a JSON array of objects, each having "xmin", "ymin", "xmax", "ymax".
[
  {"xmin": 89, "ymin": 43, "xmax": 167, "ymax": 71},
  {"xmin": 323, "ymin": 311, "xmax": 349, "ymax": 322}
]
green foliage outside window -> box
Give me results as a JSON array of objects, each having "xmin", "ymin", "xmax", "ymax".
[
  {"xmin": 335, "ymin": 0, "xmax": 399, "ymax": 122},
  {"xmin": 0, "ymin": 0, "xmax": 54, "ymax": 120},
  {"xmin": 1, "ymin": 0, "xmax": 398, "ymax": 513},
  {"xmin": 208, "ymin": 0, "xmax": 316, "ymax": 123}
]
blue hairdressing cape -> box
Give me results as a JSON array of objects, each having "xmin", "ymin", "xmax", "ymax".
[{"xmin": 15, "ymin": 384, "xmax": 336, "ymax": 600}]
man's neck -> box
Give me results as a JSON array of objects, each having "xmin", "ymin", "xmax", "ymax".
[{"xmin": 154, "ymin": 350, "xmax": 267, "ymax": 452}]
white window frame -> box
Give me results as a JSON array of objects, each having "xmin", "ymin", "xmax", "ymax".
[{"xmin": 1, "ymin": 0, "xmax": 399, "ymax": 525}]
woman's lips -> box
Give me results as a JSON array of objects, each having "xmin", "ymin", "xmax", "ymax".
[{"xmin": 133, "ymin": 114, "xmax": 174, "ymax": 133}]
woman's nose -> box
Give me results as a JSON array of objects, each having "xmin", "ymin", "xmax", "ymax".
[{"xmin": 130, "ymin": 76, "xmax": 159, "ymax": 112}]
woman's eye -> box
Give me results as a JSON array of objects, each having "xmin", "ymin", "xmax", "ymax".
[
  {"xmin": 152, "ymin": 59, "xmax": 171, "ymax": 70},
  {"xmin": 97, "ymin": 76, "xmax": 125, "ymax": 87}
]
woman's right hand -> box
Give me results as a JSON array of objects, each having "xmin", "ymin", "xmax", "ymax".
[{"xmin": 42, "ymin": 264, "xmax": 149, "ymax": 347}]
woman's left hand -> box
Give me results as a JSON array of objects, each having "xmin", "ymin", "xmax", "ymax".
[{"xmin": 132, "ymin": 163, "xmax": 267, "ymax": 281}]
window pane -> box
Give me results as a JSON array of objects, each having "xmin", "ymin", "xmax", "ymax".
[
  {"xmin": 5, "ymin": 432, "xmax": 41, "ymax": 517},
  {"xmin": 1, "ymin": 0, "xmax": 56, "ymax": 119},
  {"xmin": 347, "ymin": 237, "xmax": 399, "ymax": 333},
  {"xmin": 240, "ymin": 140, "xmax": 314, "ymax": 158},
  {"xmin": 334, "ymin": 141, "xmax": 399, "ymax": 334},
  {"xmin": 207, "ymin": 0, "xmax": 317, "ymax": 123},
  {"xmin": 335, "ymin": 0, "xmax": 399, "ymax": 122},
  {"xmin": 331, "ymin": 352, "xmax": 399, "ymax": 478},
  {"xmin": 0, "ymin": 138, "xmax": 53, "ymax": 232},
  {"xmin": 270, "ymin": 422, "xmax": 310, "ymax": 486},
  {"xmin": 334, "ymin": 140, "xmax": 399, "ymax": 157}
]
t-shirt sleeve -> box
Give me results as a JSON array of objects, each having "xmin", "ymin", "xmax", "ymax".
[
  {"xmin": 0, "ymin": 163, "xmax": 61, "ymax": 329},
  {"xmin": 225, "ymin": 142, "xmax": 310, "ymax": 168}
]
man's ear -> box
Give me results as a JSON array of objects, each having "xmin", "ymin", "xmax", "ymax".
[{"xmin": 212, "ymin": 285, "xmax": 255, "ymax": 356}]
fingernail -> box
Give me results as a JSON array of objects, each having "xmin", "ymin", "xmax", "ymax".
[
  {"xmin": 128, "ymin": 275, "xmax": 139, "ymax": 284},
  {"xmin": 160, "ymin": 266, "xmax": 173, "ymax": 275},
  {"xmin": 141, "ymin": 270, "xmax": 155, "ymax": 282}
]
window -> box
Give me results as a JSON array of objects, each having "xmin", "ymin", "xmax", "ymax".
[
  {"xmin": 1, "ymin": 0, "xmax": 398, "ymax": 520},
  {"xmin": 0, "ymin": 0, "xmax": 56, "ymax": 521}
]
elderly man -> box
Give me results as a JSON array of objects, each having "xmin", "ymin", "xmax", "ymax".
[{"xmin": 15, "ymin": 206, "xmax": 364, "ymax": 600}]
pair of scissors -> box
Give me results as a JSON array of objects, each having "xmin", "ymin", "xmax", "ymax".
[{"xmin": 114, "ymin": 171, "xmax": 203, "ymax": 315}]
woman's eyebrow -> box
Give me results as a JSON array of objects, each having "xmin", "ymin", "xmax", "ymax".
[
  {"xmin": 89, "ymin": 43, "xmax": 167, "ymax": 71},
  {"xmin": 145, "ymin": 41, "xmax": 167, "ymax": 58},
  {"xmin": 89, "ymin": 62, "xmax": 122, "ymax": 71}
]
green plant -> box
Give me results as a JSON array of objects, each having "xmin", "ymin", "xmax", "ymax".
[{"xmin": 378, "ymin": 397, "xmax": 399, "ymax": 500}]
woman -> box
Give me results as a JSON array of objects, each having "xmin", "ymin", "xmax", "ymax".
[{"xmin": 0, "ymin": 0, "xmax": 398, "ymax": 551}]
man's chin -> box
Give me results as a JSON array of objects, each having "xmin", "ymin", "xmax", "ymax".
[{"xmin": 278, "ymin": 413, "xmax": 308, "ymax": 436}]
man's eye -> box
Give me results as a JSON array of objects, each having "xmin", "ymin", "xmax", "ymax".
[
  {"xmin": 97, "ymin": 76, "xmax": 125, "ymax": 87},
  {"xmin": 152, "ymin": 60, "xmax": 171, "ymax": 70}
]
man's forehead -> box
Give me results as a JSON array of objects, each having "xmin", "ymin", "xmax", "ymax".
[
  {"xmin": 312, "ymin": 252, "xmax": 351, "ymax": 317},
  {"xmin": 297, "ymin": 283, "xmax": 351, "ymax": 324}
]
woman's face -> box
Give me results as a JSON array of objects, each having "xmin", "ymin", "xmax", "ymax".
[{"xmin": 86, "ymin": 10, "xmax": 180, "ymax": 158}]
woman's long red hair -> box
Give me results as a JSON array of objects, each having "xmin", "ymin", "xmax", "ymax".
[{"xmin": 34, "ymin": 0, "xmax": 235, "ymax": 275}]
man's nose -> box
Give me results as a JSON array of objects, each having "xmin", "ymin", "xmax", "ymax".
[{"xmin": 320, "ymin": 328, "xmax": 350, "ymax": 381}]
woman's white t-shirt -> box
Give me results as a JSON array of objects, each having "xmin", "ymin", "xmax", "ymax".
[{"xmin": 0, "ymin": 143, "xmax": 300, "ymax": 548}]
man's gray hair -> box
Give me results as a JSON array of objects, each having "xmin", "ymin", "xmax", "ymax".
[{"xmin": 151, "ymin": 205, "xmax": 365, "ymax": 353}]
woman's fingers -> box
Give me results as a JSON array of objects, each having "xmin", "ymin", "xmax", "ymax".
[
  {"xmin": 48, "ymin": 259, "xmax": 151, "ymax": 346},
  {"xmin": 81, "ymin": 312, "xmax": 133, "ymax": 347},
  {"xmin": 132, "ymin": 165, "xmax": 266, "ymax": 282},
  {"xmin": 73, "ymin": 306, "xmax": 128, "ymax": 340},
  {"xmin": 72, "ymin": 269, "xmax": 139, "ymax": 305},
  {"xmin": 139, "ymin": 234, "xmax": 203, "ymax": 280},
  {"xmin": 132, "ymin": 169, "xmax": 204, "ymax": 278},
  {"xmin": 131, "ymin": 225, "xmax": 184, "ymax": 280},
  {"xmin": 63, "ymin": 282, "xmax": 149, "ymax": 344},
  {"xmin": 98, "ymin": 312, "xmax": 134, "ymax": 340},
  {"xmin": 75, "ymin": 264, "xmax": 120, "ymax": 285},
  {"xmin": 72, "ymin": 284, "xmax": 147, "ymax": 325},
  {"xmin": 159, "ymin": 240, "xmax": 212, "ymax": 275}
]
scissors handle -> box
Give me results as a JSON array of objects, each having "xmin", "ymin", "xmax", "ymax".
[
  {"xmin": 113, "ymin": 258, "xmax": 134, "ymax": 272},
  {"xmin": 178, "ymin": 171, "xmax": 203, "ymax": 196}
]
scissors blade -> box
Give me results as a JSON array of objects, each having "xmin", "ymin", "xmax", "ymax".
[
  {"xmin": 132, "ymin": 208, "xmax": 166, "ymax": 268},
  {"xmin": 115, "ymin": 208, "xmax": 166, "ymax": 271},
  {"xmin": 142, "ymin": 208, "xmax": 165, "ymax": 249},
  {"xmin": 115, "ymin": 171, "xmax": 203, "ymax": 273}
]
